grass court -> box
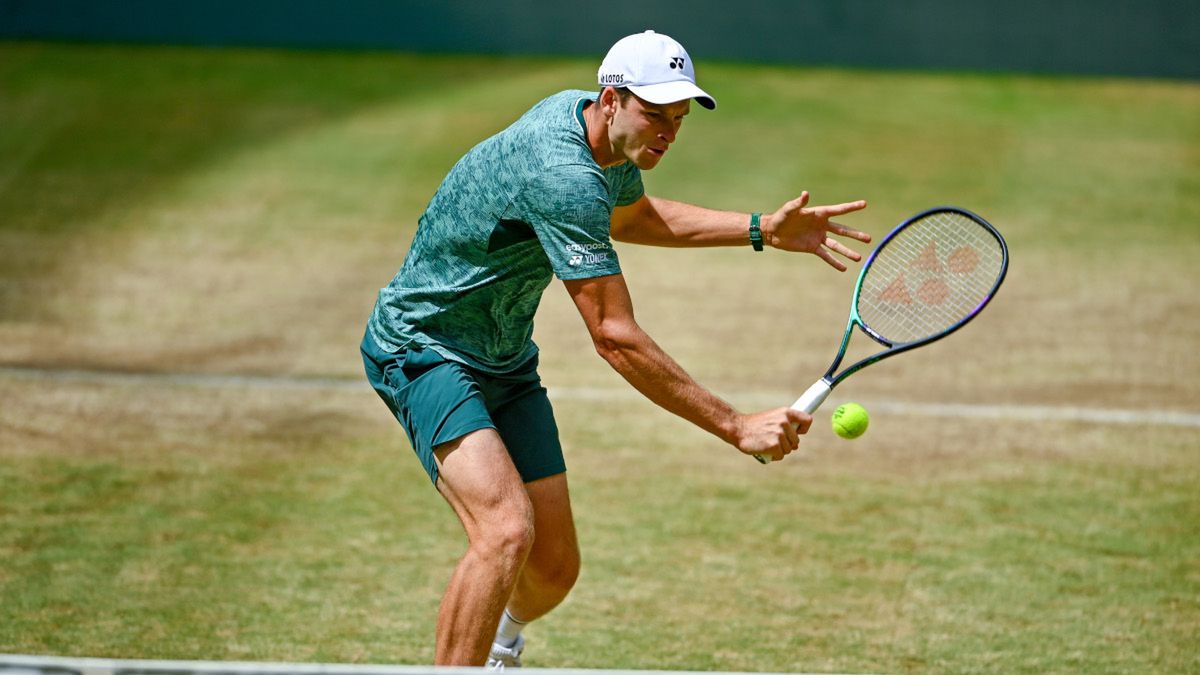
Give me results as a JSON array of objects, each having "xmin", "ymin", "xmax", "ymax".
[{"xmin": 1, "ymin": 42, "xmax": 1198, "ymax": 673}]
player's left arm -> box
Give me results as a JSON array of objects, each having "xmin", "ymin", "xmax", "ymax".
[{"xmin": 610, "ymin": 192, "xmax": 873, "ymax": 271}]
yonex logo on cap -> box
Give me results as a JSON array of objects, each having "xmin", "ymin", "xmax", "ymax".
[{"xmin": 669, "ymin": 58, "xmax": 685, "ymax": 69}]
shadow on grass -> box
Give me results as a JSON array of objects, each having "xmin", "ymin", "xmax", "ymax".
[{"xmin": 0, "ymin": 42, "xmax": 549, "ymax": 321}]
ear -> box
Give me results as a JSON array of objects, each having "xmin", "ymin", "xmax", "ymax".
[{"xmin": 599, "ymin": 87, "xmax": 620, "ymax": 117}]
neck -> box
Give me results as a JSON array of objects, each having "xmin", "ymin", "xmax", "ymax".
[{"xmin": 583, "ymin": 99, "xmax": 623, "ymax": 168}]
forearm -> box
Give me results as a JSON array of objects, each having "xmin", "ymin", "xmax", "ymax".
[
  {"xmin": 592, "ymin": 320, "xmax": 740, "ymax": 444},
  {"xmin": 612, "ymin": 193, "xmax": 871, "ymax": 271},
  {"xmin": 566, "ymin": 273, "xmax": 805, "ymax": 458},
  {"xmin": 614, "ymin": 196, "xmax": 757, "ymax": 248}
]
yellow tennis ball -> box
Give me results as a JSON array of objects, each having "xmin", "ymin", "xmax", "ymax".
[{"xmin": 832, "ymin": 402, "xmax": 869, "ymax": 439}]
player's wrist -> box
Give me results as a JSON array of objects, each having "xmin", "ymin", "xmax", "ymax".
[
  {"xmin": 748, "ymin": 212, "xmax": 764, "ymax": 251},
  {"xmin": 719, "ymin": 412, "xmax": 746, "ymax": 447}
]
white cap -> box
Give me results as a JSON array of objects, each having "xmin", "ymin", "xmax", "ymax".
[{"xmin": 597, "ymin": 30, "xmax": 716, "ymax": 110}]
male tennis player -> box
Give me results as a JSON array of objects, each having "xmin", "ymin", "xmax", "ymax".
[{"xmin": 361, "ymin": 30, "xmax": 870, "ymax": 667}]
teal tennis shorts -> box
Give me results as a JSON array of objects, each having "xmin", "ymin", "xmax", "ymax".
[{"xmin": 360, "ymin": 329, "xmax": 566, "ymax": 485}]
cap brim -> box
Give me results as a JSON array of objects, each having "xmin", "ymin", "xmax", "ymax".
[{"xmin": 628, "ymin": 81, "xmax": 716, "ymax": 110}]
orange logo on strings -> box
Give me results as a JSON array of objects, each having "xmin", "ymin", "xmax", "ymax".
[
  {"xmin": 914, "ymin": 241, "xmax": 943, "ymax": 273},
  {"xmin": 947, "ymin": 246, "xmax": 979, "ymax": 274},
  {"xmin": 878, "ymin": 273, "xmax": 913, "ymax": 304},
  {"xmin": 879, "ymin": 242, "xmax": 979, "ymax": 307}
]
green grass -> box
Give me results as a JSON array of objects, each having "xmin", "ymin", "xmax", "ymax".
[{"xmin": 1, "ymin": 42, "xmax": 1199, "ymax": 673}]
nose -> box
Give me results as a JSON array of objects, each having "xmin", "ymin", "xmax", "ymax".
[{"xmin": 659, "ymin": 121, "xmax": 679, "ymax": 144}]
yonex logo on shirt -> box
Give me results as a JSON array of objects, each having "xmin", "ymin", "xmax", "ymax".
[
  {"xmin": 568, "ymin": 252, "xmax": 610, "ymax": 266},
  {"xmin": 565, "ymin": 242, "xmax": 611, "ymax": 266}
]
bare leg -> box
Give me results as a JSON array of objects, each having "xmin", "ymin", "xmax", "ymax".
[
  {"xmin": 506, "ymin": 472, "xmax": 581, "ymax": 622},
  {"xmin": 432, "ymin": 428, "xmax": 535, "ymax": 666}
]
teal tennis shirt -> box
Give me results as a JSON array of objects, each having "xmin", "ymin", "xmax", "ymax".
[{"xmin": 368, "ymin": 90, "xmax": 645, "ymax": 373}]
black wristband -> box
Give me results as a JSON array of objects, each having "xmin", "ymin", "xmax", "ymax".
[{"xmin": 749, "ymin": 212, "xmax": 764, "ymax": 251}]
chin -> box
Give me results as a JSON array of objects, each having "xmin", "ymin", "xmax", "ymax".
[{"xmin": 635, "ymin": 152, "xmax": 664, "ymax": 170}]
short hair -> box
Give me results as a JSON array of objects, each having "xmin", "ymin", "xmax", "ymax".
[{"xmin": 600, "ymin": 86, "xmax": 634, "ymax": 104}]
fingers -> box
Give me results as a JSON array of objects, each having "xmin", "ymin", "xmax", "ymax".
[
  {"xmin": 780, "ymin": 191, "xmax": 811, "ymax": 215},
  {"xmin": 787, "ymin": 408, "xmax": 813, "ymax": 434},
  {"xmin": 824, "ymin": 236, "xmax": 863, "ymax": 262},
  {"xmin": 817, "ymin": 247, "xmax": 849, "ymax": 272},
  {"xmin": 761, "ymin": 443, "xmax": 786, "ymax": 463},
  {"xmin": 780, "ymin": 195, "xmax": 866, "ymax": 229},
  {"xmin": 813, "ymin": 199, "xmax": 867, "ymax": 218},
  {"xmin": 768, "ymin": 409, "xmax": 812, "ymax": 461},
  {"xmin": 784, "ymin": 418, "xmax": 800, "ymax": 449},
  {"xmin": 773, "ymin": 422, "xmax": 799, "ymax": 460},
  {"xmin": 827, "ymin": 221, "xmax": 873, "ymax": 244},
  {"xmin": 821, "ymin": 223, "xmax": 870, "ymax": 272}
]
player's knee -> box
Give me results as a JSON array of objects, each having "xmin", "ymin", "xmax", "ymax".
[{"xmin": 483, "ymin": 502, "xmax": 536, "ymax": 563}]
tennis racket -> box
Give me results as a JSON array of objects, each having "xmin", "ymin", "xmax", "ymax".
[{"xmin": 754, "ymin": 206, "xmax": 1009, "ymax": 463}]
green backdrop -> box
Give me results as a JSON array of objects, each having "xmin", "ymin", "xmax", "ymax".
[{"xmin": 1, "ymin": 0, "xmax": 1197, "ymax": 78}]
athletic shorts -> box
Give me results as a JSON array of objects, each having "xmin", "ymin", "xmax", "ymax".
[{"xmin": 360, "ymin": 329, "xmax": 566, "ymax": 486}]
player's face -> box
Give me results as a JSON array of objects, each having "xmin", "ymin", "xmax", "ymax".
[{"xmin": 610, "ymin": 94, "xmax": 690, "ymax": 170}]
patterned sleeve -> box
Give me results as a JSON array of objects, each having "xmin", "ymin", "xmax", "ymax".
[
  {"xmin": 611, "ymin": 162, "xmax": 645, "ymax": 207},
  {"xmin": 518, "ymin": 165, "xmax": 622, "ymax": 281}
]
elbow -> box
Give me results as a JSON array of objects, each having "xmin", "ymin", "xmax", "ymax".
[
  {"xmin": 609, "ymin": 220, "xmax": 632, "ymax": 244},
  {"xmin": 592, "ymin": 331, "xmax": 623, "ymax": 365},
  {"xmin": 590, "ymin": 319, "xmax": 637, "ymax": 366}
]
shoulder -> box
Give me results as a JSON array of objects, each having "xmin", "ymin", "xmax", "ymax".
[
  {"xmin": 511, "ymin": 90, "xmax": 596, "ymax": 147},
  {"xmin": 524, "ymin": 161, "xmax": 610, "ymax": 208},
  {"xmin": 528, "ymin": 89, "xmax": 597, "ymax": 117}
]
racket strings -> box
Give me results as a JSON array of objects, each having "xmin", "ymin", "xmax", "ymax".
[{"xmin": 858, "ymin": 211, "xmax": 1004, "ymax": 344}]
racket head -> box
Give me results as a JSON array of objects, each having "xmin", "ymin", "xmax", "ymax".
[
  {"xmin": 831, "ymin": 206, "xmax": 1008, "ymax": 384},
  {"xmin": 856, "ymin": 205, "xmax": 1008, "ymax": 343}
]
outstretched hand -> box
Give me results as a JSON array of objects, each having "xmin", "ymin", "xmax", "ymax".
[{"xmin": 765, "ymin": 192, "xmax": 871, "ymax": 271}]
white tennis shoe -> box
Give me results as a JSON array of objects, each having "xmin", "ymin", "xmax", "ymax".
[{"xmin": 485, "ymin": 634, "xmax": 524, "ymax": 669}]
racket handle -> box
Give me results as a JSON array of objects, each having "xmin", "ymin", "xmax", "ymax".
[
  {"xmin": 792, "ymin": 378, "xmax": 833, "ymax": 414},
  {"xmin": 753, "ymin": 379, "xmax": 833, "ymax": 464}
]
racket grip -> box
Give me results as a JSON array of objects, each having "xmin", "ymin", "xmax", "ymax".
[
  {"xmin": 792, "ymin": 379, "xmax": 833, "ymax": 414},
  {"xmin": 753, "ymin": 379, "xmax": 833, "ymax": 464}
]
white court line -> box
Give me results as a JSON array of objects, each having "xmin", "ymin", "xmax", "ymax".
[
  {"xmin": 0, "ymin": 654, "xmax": 871, "ymax": 675},
  {"xmin": 548, "ymin": 386, "xmax": 1200, "ymax": 428},
  {"xmin": 2, "ymin": 366, "xmax": 1199, "ymax": 429}
]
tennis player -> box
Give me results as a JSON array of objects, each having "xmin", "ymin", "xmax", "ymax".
[{"xmin": 361, "ymin": 29, "xmax": 870, "ymax": 667}]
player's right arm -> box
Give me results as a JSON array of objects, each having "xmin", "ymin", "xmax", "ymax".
[{"xmin": 563, "ymin": 273, "xmax": 811, "ymax": 461}]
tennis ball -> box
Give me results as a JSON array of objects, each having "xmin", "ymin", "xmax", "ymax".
[{"xmin": 832, "ymin": 402, "xmax": 869, "ymax": 439}]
